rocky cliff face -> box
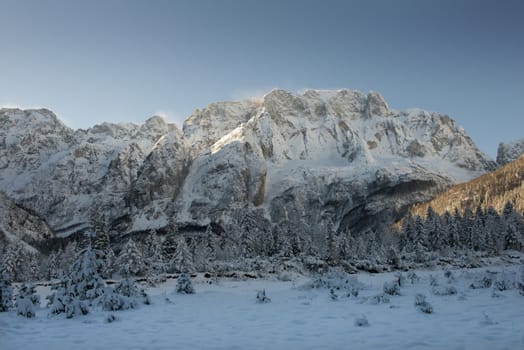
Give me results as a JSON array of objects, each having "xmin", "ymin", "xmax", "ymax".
[
  {"xmin": 0, "ymin": 89, "xmax": 496, "ymax": 240},
  {"xmin": 176, "ymin": 89, "xmax": 495, "ymax": 235},
  {"xmin": 0, "ymin": 192, "xmax": 54, "ymax": 252},
  {"xmin": 497, "ymin": 138, "xmax": 524, "ymax": 165}
]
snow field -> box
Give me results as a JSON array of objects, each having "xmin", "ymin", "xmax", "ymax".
[{"xmin": 1, "ymin": 266, "xmax": 523, "ymax": 350}]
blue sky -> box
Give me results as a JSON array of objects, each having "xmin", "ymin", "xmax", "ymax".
[{"xmin": 0, "ymin": 0, "xmax": 522, "ymax": 157}]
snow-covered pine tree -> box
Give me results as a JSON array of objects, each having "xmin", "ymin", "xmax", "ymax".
[
  {"xmin": 44, "ymin": 251, "xmax": 60, "ymax": 280},
  {"xmin": 1, "ymin": 243, "xmax": 22, "ymax": 282},
  {"xmin": 413, "ymin": 216, "xmax": 427, "ymax": 262},
  {"xmin": 451, "ymin": 208, "xmax": 463, "ymax": 249},
  {"xmin": 461, "ymin": 207, "xmax": 474, "ymax": 250},
  {"xmin": 441, "ymin": 211, "xmax": 453, "ymax": 250},
  {"xmin": 68, "ymin": 244, "xmax": 106, "ymax": 302},
  {"xmin": 49, "ymin": 241, "xmax": 107, "ymax": 318},
  {"xmin": 471, "ymin": 206, "xmax": 487, "ymax": 251},
  {"xmin": 425, "ymin": 206, "xmax": 439, "ymax": 251},
  {"xmin": 338, "ymin": 232, "xmax": 354, "ymax": 261},
  {"xmin": 172, "ymin": 236, "xmax": 193, "ymax": 273},
  {"xmin": 176, "ymin": 272, "xmax": 195, "ymax": 294},
  {"xmin": 144, "ymin": 231, "xmax": 166, "ymax": 277},
  {"xmin": 162, "ymin": 219, "xmax": 179, "ymax": 272},
  {"xmin": 117, "ymin": 238, "xmax": 146, "ymax": 277},
  {"xmin": 92, "ymin": 225, "xmax": 115, "ymax": 278},
  {"xmin": 15, "ymin": 283, "xmax": 40, "ymax": 318},
  {"xmin": 502, "ymin": 201, "xmax": 523, "ymax": 251},
  {"xmin": 325, "ymin": 223, "xmax": 339, "ymax": 264},
  {"xmin": 485, "ymin": 207, "xmax": 503, "ymax": 254},
  {"xmin": 20, "ymin": 253, "xmax": 41, "ymax": 282},
  {"xmin": 291, "ymin": 229, "xmax": 306, "ymax": 257},
  {"xmin": 0, "ymin": 272, "xmax": 13, "ymax": 312},
  {"xmin": 238, "ymin": 212, "xmax": 262, "ymax": 258},
  {"xmin": 47, "ymin": 286, "xmax": 89, "ymax": 319},
  {"xmin": 429, "ymin": 211, "xmax": 446, "ymax": 252},
  {"xmin": 59, "ymin": 241, "xmax": 78, "ymax": 278},
  {"xmin": 273, "ymin": 226, "xmax": 293, "ymax": 258},
  {"xmin": 193, "ymin": 226, "xmax": 219, "ymax": 271},
  {"xmin": 414, "ymin": 216, "xmax": 427, "ymax": 249},
  {"xmin": 99, "ymin": 278, "xmax": 150, "ymax": 311},
  {"xmin": 401, "ymin": 213, "xmax": 416, "ymax": 253},
  {"xmin": 386, "ymin": 246, "xmax": 400, "ymax": 269}
]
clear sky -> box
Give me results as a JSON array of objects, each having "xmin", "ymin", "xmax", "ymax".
[{"xmin": 0, "ymin": 0, "xmax": 522, "ymax": 157}]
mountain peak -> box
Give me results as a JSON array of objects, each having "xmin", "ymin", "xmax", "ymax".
[{"xmin": 497, "ymin": 138, "xmax": 524, "ymax": 165}]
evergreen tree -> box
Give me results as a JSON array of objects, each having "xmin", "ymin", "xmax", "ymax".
[
  {"xmin": 441, "ymin": 211, "xmax": 454, "ymax": 249},
  {"xmin": 485, "ymin": 207, "xmax": 503, "ymax": 254},
  {"xmin": 1, "ymin": 243, "xmax": 22, "ymax": 282},
  {"xmin": 0, "ymin": 272, "xmax": 13, "ymax": 312},
  {"xmin": 276, "ymin": 230, "xmax": 293, "ymax": 258},
  {"xmin": 117, "ymin": 238, "xmax": 146, "ymax": 277},
  {"xmin": 99, "ymin": 278, "xmax": 150, "ymax": 311},
  {"xmin": 176, "ymin": 272, "xmax": 195, "ymax": 294},
  {"xmin": 68, "ymin": 244, "xmax": 106, "ymax": 301},
  {"xmin": 386, "ymin": 246, "xmax": 400, "ymax": 268},
  {"xmin": 171, "ymin": 236, "xmax": 193, "ymax": 273},
  {"xmin": 48, "ymin": 242, "xmax": 106, "ymax": 318},
  {"xmin": 461, "ymin": 208, "xmax": 474, "ymax": 250},
  {"xmin": 401, "ymin": 214, "xmax": 416, "ymax": 253},
  {"xmin": 502, "ymin": 202, "xmax": 523, "ymax": 251},
  {"xmin": 471, "ymin": 206, "xmax": 486, "ymax": 251},
  {"xmin": 425, "ymin": 206, "xmax": 439, "ymax": 250},
  {"xmin": 451, "ymin": 208, "xmax": 463, "ymax": 249},
  {"xmin": 44, "ymin": 251, "xmax": 60, "ymax": 280},
  {"xmin": 59, "ymin": 241, "xmax": 78, "ymax": 278},
  {"xmin": 338, "ymin": 232, "xmax": 354, "ymax": 261},
  {"xmin": 162, "ymin": 220, "xmax": 179, "ymax": 268},
  {"xmin": 144, "ymin": 232, "xmax": 166, "ymax": 276},
  {"xmin": 20, "ymin": 253, "xmax": 41, "ymax": 282},
  {"xmin": 15, "ymin": 283, "xmax": 40, "ymax": 318},
  {"xmin": 413, "ymin": 216, "xmax": 427, "ymax": 250},
  {"xmin": 92, "ymin": 227, "xmax": 115, "ymax": 278},
  {"xmin": 325, "ymin": 225, "xmax": 338, "ymax": 263},
  {"xmin": 193, "ymin": 226, "xmax": 218, "ymax": 271}
]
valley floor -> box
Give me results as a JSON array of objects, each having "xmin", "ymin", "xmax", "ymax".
[{"xmin": 1, "ymin": 265, "xmax": 523, "ymax": 350}]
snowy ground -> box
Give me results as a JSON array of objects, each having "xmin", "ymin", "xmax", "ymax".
[{"xmin": 1, "ymin": 266, "xmax": 524, "ymax": 350}]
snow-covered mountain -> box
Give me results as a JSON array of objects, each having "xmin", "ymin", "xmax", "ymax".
[
  {"xmin": 497, "ymin": 138, "xmax": 524, "ymax": 165},
  {"xmin": 0, "ymin": 89, "xmax": 496, "ymax": 240}
]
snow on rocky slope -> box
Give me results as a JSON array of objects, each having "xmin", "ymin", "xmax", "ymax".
[
  {"xmin": 176, "ymin": 89, "xmax": 495, "ymax": 233},
  {"xmin": 0, "ymin": 192, "xmax": 53, "ymax": 252},
  {"xmin": 0, "ymin": 89, "xmax": 496, "ymax": 239},
  {"xmin": 497, "ymin": 138, "xmax": 524, "ymax": 165}
]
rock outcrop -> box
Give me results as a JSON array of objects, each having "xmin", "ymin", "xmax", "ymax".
[{"xmin": 497, "ymin": 138, "xmax": 524, "ymax": 165}]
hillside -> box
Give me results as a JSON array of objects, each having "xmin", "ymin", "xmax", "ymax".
[{"xmin": 409, "ymin": 154, "xmax": 524, "ymax": 218}]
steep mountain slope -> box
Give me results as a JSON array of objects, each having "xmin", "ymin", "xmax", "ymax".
[
  {"xmin": 0, "ymin": 89, "xmax": 496, "ymax": 239},
  {"xmin": 409, "ymin": 154, "xmax": 524, "ymax": 218},
  {"xmin": 497, "ymin": 138, "xmax": 524, "ymax": 165},
  {"xmin": 0, "ymin": 192, "xmax": 54, "ymax": 252},
  {"xmin": 177, "ymin": 89, "xmax": 495, "ymax": 234},
  {"xmin": 0, "ymin": 108, "xmax": 190, "ymax": 236}
]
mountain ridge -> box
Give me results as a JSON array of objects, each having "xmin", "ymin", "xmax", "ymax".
[{"xmin": 0, "ymin": 89, "xmax": 497, "ymax": 242}]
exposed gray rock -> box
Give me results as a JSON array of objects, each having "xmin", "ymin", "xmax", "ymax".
[
  {"xmin": 0, "ymin": 192, "xmax": 53, "ymax": 252},
  {"xmin": 497, "ymin": 138, "xmax": 524, "ymax": 165},
  {"xmin": 0, "ymin": 89, "xmax": 496, "ymax": 242}
]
